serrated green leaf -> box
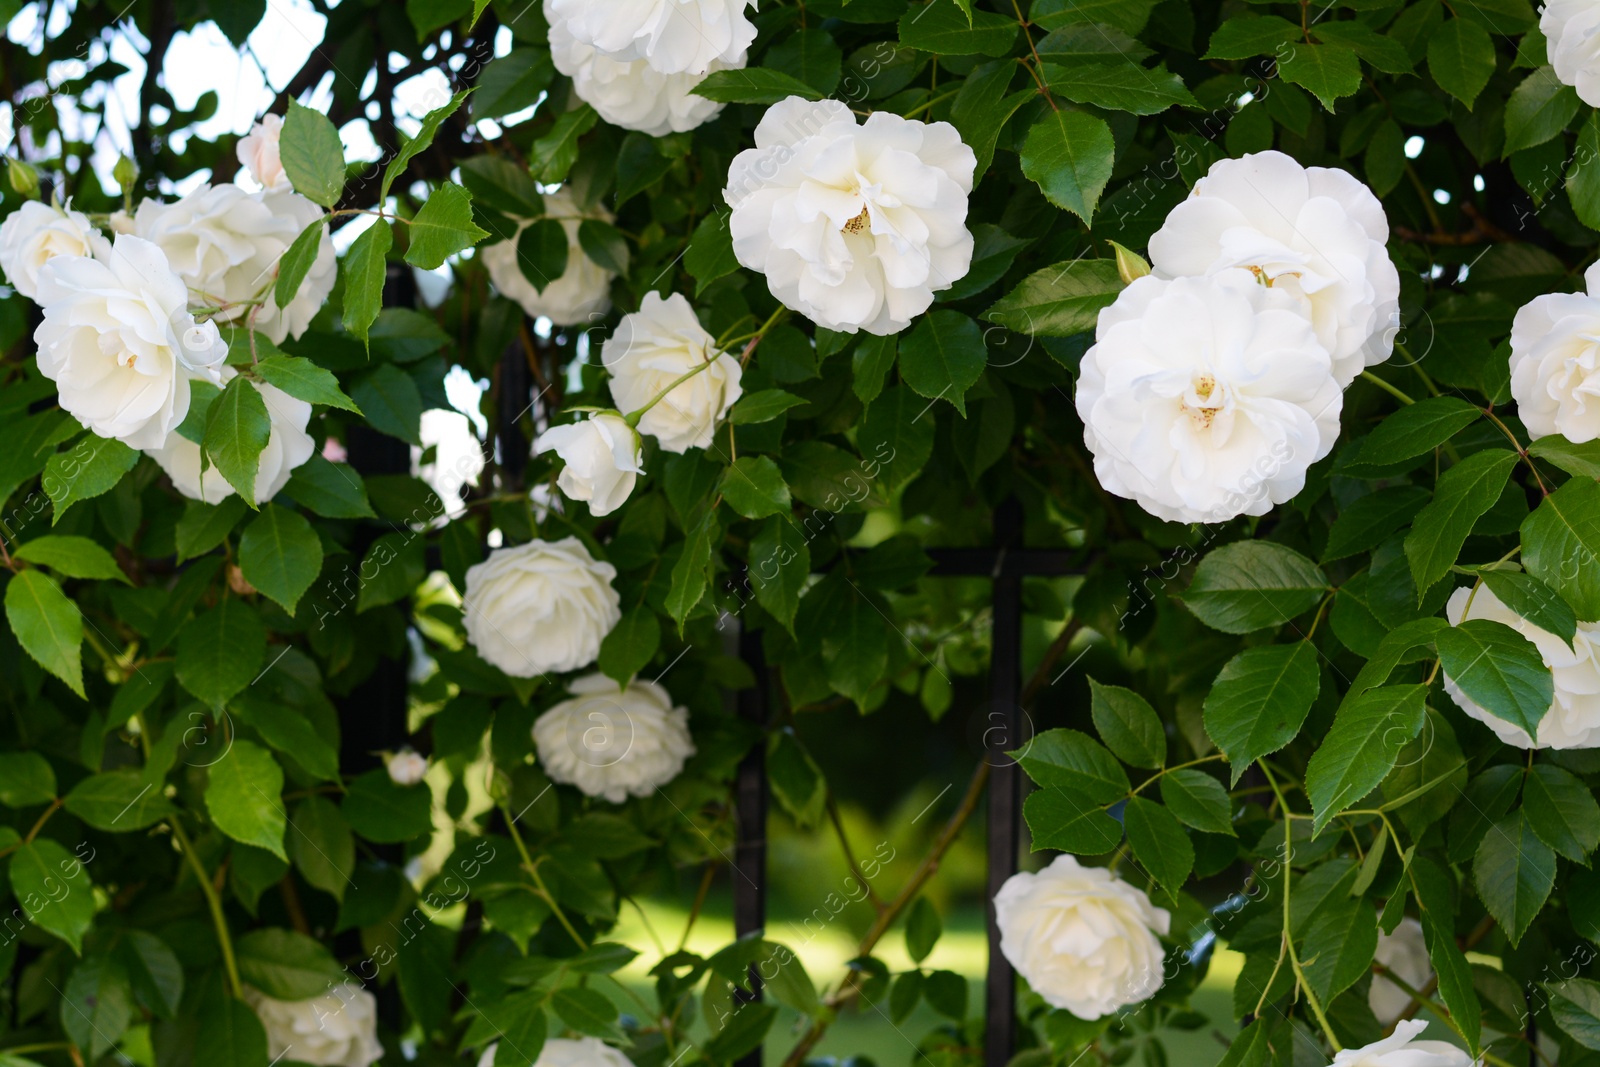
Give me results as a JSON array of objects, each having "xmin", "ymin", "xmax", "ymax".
[{"xmin": 5, "ymin": 570, "xmax": 83, "ymax": 697}]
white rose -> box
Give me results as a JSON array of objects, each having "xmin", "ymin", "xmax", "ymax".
[
  {"xmin": 33, "ymin": 235, "xmax": 228, "ymax": 449},
  {"xmin": 386, "ymin": 749, "xmax": 429, "ymax": 786},
  {"xmin": 545, "ymin": 0, "xmax": 756, "ymax": 75},
  {"xmin": 146, "ymin": 367, "xmax": 315, "ymax": 503},
  {"xmin": 238, "ymin": 113, "xmax": 289, "ymax": 190},
  {"xmin": 534, "ymin": 413, "xmax": 644, "ymax": 517},
  {"xmin": 478, "ymin": 1037, "xmax": 637, "ymax": 1067},
  {"xmin": 1544, "ymin": 0, "xmax": 1600, "ymax": 107},
  {"xmin": 1442, "ymin": 584, "xmax": 1600, "ymax": 749},
  {"xmin": 1074, "ymin": 270, "xmax": 1344, "ymax": 525},
  {"xmin": 1369, "ymin": 917, "xmax": 1433, "ymax": 1025},
  {"xmin": 1509, "ymin": 262, "xmax": 1600, "ymax": 443},
  {"xmin": 723, "ymin": 97, "xmax": 976, "ymax": 336},
  {"xmin": 0, "ymin": 201, "xmax": 108, "ymax": 299},
  {"xmin": 461, "ymin": 538, "xmax": 621, "ymax": 677},
  {"xmin": 481, "ymin": 188, "xmax": 614, "ymax": 327},
  {"xmin": 134, "ymin": 183, "xmax": 334, "ymax": 344},
  {"xmin": 548, "ymin": 12, "xmax": 731, "ymax": 136},
  {"xmin": 1148, "ymin": 150, "xmax": 1400, "ymax": 387},
  {"xmin": 244, "ymin": 982, "xmax": 383, "ymax": 1067},
  {"xmin": 533, "ymin": 673, "xmax": 696, "ymax": 803},
  {"xmin": 604, "ymin": 292, "xmax": 743, "ymax": 452},
  {"xmin": 1331, "ymin": 1020, "xmax": 1478, "ymax": 1067},
  {"xmin": 993, "ymin": 854, "xmax": 1171, "ymax": 1021}
]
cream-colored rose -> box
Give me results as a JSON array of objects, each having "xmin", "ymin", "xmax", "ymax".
[
  {"xmin": 0, "ymin": 201, "xmax": 108, "ymax": 299},
  {"xmin": 461, "ymin": 538, "xmax": 621, "ymax": 677},
  {"xmin": 478, "ymin": 1037, "xmax": 638, "ymax": 1067},
  {"xmin": 534, "ymin": 673, "xmax": 696, "ymax": 803},
  {"xmin": 993, "ymin": 854, "xmax": 1171, "ymax": 1020},
  {"xmin": 724, "ymin": 97, "xmax": 976, "ymax": 335},
  {"xmin": 386, "ymin": 749, "xmax": 429, "ymax": 786},
  {"xmin": 1369, "ymin": 917, "xmax": 1432, "ymax": 1025},
  {"xmin": 244, "ymin": 982, "xmax": 383, "ymax": 1067},
  {"xmin": 1331, "ymin": 1020, "xmax": 1477, "ymax": 1067},
  {"xmin": 1442, "ymin": 585, "xmax": 1600, "ymax": 750},
  {"xmin": 1509, "ymin": 262, "xmax": 1600, "ymax": 444},
  {"xmin": 604, "ymin": 292, "xmax": 742, "ymax": 453},
  {"xmin": 548, "ymin": 11, "xmax": 732, "ymax": 136},
  {"xmin": 534, "ymin": 413, "xmax": 644, "ymax": 517},
  {"xmin": 481, "ymin": 192, "xmax": 614, "ymax": 327},
  {"xmin": 33, "ymin": 235, "xmax": 228, "ymax": 449},
  {"xmin": 146, "ymin": 368, "xmax": 314, "ymax": 503},
  {"xmin": 238, "ymin": 113, "xmax": 289, "ymax": 189},
  {"xmin": 545, "ymin": 0, "xmax": 756, "ymax": 75},
  {"xmin": 1544, "ymin": 0, "xmax": 1600, "ymax": 107}
]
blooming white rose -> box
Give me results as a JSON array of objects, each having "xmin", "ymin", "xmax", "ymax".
[
  {"xmin": 534, "ymin": 413, "xmax": 644, "ymax": 517},
  {"xmin": 1544, "ymin": 0, "xmax": 1600, "ymax": 107},
  {"xmin": 534, "ymin": 673, "xmax": 696, "ymax": 803},
  {"xmin": 33, "ymin": 235, "xmax": 228, "ymax": 449},
  {"xmin": 1442, "ymin": 584, "xmax": 1600, "ymax": 749},
  {"xmin": 481, "ymin": 188, "xmax": 614, "ymax": 327},
  {"xmin": 1370, "ymin": 917, "xmax": 1433, "ymax": 1025},
  {"xmin": 993, "ymin": 854, "xmax": 1170, "ymax": 1020},
  {"xmin": 546, "ymin": 0, "xmax": 756, "ymax": 74},
  {"xmin": 238, "ymin": 113, "xmax": 289, "ymax": 190},
  {"xmin": 1509, "ymin": 262, "xmax": 1600, "ymax": 443},
  {"xmin": 386, "ymin": 749, "xmax": 429, "ymax": 786},
  {"xmin": 146, "ymin": 368, "xmax": 314, "ymax": 503},
  {"xmin": 0, "ymin": 201, "xmax": 108, "ymax": 299},
  {"xmin": 604, "ymin": 292, "xmax": 743, "ymax": 452},
  {"xmin": 134, "ymin": 183, "xmax": 334, "ymax": 344},
  {"xmin": 244, "ymin": 982, "xmax": 383, "ymax": 1067},
  {"xmin": 478, "ymin": 1037, "xmax": 637, "ymax": 1067},
  {"xmin": 1148, "ymin": 150, "xmax": 1400, "ymax": 387},
  {"xmin": 548, "ymin": 12, "xmax": 732, "ymax": 136},
  {"xmin": 724, "ymin": 97, "xmax": 976, "ymax": 336},
  {"xmin": 1331, "ymin": 1020, "xmax": 1477, "ymax": 1067},
  {"xmin": 1074, "ymin": 270, "xmax": 1344, "ymax": 525},
  {"xmin": 461, "ymin": 538, "xmax": 621, "ymax": 677}
]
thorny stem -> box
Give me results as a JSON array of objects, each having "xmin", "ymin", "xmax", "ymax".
[
  {"xmin": 170, "ymin": 816, "xmax": 243, "ymax": 999},
  {"xmin": 501, "ymin": 803, "xmax": 589, "ymax": 951},
  {"xmin": 1360, "ymin": 370, "xmax": 1417, "ymax": 406}
]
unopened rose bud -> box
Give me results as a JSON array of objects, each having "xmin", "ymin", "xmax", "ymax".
[
  {"xmin": 387, "ymin": 749, "xmax": 429, "ymax": 786},
  {"xmin": 112, "ymin": 155, "xmax": 138, "ymax": 193},
  {"xmin": 7, "ymin": 158, "xmax": 38, "ymax": 198},
  {"xmin": 1109, "ymin": 240, "xmax": 1150, "ymax": 284}
]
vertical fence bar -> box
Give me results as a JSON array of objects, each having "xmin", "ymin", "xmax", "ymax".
[
  {"xmin": 497, "ymin": 329, "xmax": 532, "ymax": 488},
  {"xmin": 985, "ymin": 497, "xmax": 1024, "ymax": 1067},
  {"xmin": 732, "ymin": 612, "xmax": 769, "ymax": 1067}
]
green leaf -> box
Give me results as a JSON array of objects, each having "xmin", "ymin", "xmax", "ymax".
[
  {"xmin": 1203, "ymin": 642, "xmax": 1320, "ymax": 785},
  {"xmin": 231, "ymin": 691, "xmax": 339, "ymax": 781},
  {"xmin": 1123, "ymin": 797, "xmax": 1193, "ymax": 894},
  {"xmin": 685, "ymin": 211, "xmax": 740, "ymax": 296},
  {"xmin": 1522, "ymin": 764, "xmax": 1600, "ymax": 862},
  {"xmin": 273, "ymin": 218, "xmax": 326, "ymax": 311},
  {"xmin": 1278, "ymin": 42, "xmax": 1363, "ymax": 111},
  {"xmin": 238, "ymin": 504, "xmax": 323, "ymax": 615},
  {"xmin": 476, "ymin": 991, "xmax": 548, "ymax": 1067},
  {"xmin": 1160, "ymin": 769, "xmax": 1235, "ymax": 836},
  {"xmin": 890, "ymin": 970, "xmax": 923, "ymax": 1024},
  {"xmin": 63, "ymin": 770, "xmax": 175, "ymax": 831},
  {"xmin": 1548, "ymin": 979, "xmax": 1600, "ymax": 1052},
  {"xmin": 749, "ymin": 517, "xmax": 810, "ymax": 634},
  {"xmin": 1205, "ymin": 15, "xmax": 1299, "ymax": 59},
  {"xmin": 289, "ymin": 796, "xmax": 354, "ymax": 902},
  {"xmin": 1020, "ymin": 109, "xmax": 1116, "ymax": 226},
  {"xmin": 342, "ymin": 767, "xmax": 433, "ymax": 842},
  {"xmin": 577, "ymin": 219, "xmax": 630, "ymax": 275},
  {"xmin": 381, "ymin": 89, "xmax": 471, "ymax": 202},
  {"xmin": 42, "ymin": 435, "xmax": 138, "ymax": 520},
  {"xmin": 253, "ymin": 355, "xmax": 360, "ymax": 413},
  {"xmin": 822, "ymin": 581, "xmax": 891, "ymax": 708},
  {"xmin": 1087, "ymin": 678, "xmax": 1165, "ymax": 769},
  {"xmin": 1354, "ymin": 397, "xmax": 1482, "ymax": 466},
  {"xmin": 1323, "ymin": 486, "xmax": 1431, "ymax": 563},
  {"xmin": 10, "ymin": 839, "xmax": 95, "ymax": 953},
  {"xmin": 350, "ymin": 364, "xmax": 424, "ymax": 446},
  {"xmin": 949, "ymin": 62, "xmax": 1030, "ymax": 178},
  {"xmin": 62, "ymin": 956, "xmax": 133, "ymax": 1059},
  {"xmin": 206, "ymin": 740, "xmax": 287, "ymax": 859},
  {"xmin": 1436, "ymin": 618, "xmax": 1553, "ymax": 742},
  {"xmin": 175, "ymin": 496, "xmax": 249, "ymax": 562},
  {"xmin": 852, "ymin": 335, "xmax": 897, "ymax": 405},
  {"xmin": 1480, "ymin": 569, "xmax": 1577, "ymax": 649},
  {"xmin": 984, "ymin": 259, "xmax": 1122, "ymax": 337},
  {"xmin": 1024, "ymin": 785, "xmax": 1122, "ymax": 854},
  {"xmin": 5, "ymin": 570, "xmax": 83, "ymax": 697},
  {"xmin": 283, "ymin": 455, "xmax": 376, "ymax": 519},
  {"xmin": 1183, "ymin": 541, "xmax": 1327, "ymax": 635},
  {"xmin": 1529, "ymin": 435, "xmax": 1600, "ymax": 480},
  {"xmin": 898, "ymin": 0, "xmax": 1018, "ymax": 55},
  {"xmin": 0, "ymin": 752, "xmax": 56, "ymax": 806},
  {"xmin": 720, "ymin": 456, "xmax": 792, "ymax": 520},
  {"xmin": 529, "ymin": 105, "xmax": 597, "ymax": 183},
  {"xmin": 473, "ymin": 49, "xmax": 553, "ymax": 121},
  {"xmin": 1041, "ymin": 62, "xmax": 1197, "ymax": 115},
  {"xmin": 196, "ymin": 996, "xmax": 269, "ymax": 1067},
  {"xmin": 342, "ymin": 220, "xmax": 392, "ymax": 349},
  {"xmin": 1015, "ymin": 728, "xmax": 1129, "ymax": 802},
  {"xmin": 551, "ymin": 986, "xmax": 623, "ymax": 1039},
  {"xmin": 666, "ymin": 516, "xmax": 717, "ymax": 631},
  {"xmin": 1503, "ymin": 67, "xmax": 1581, "ymax": 156},
  {"xmin": 1298, "ymin": 895, "xmax": 1377, "ymax": 1004},
  {"xmin": 176, "ymin": 600, "xmax": 266, "ymax": 707},
  {"xmin": 117, "ymin": 930, "xmax": 184, "ymax": 1019},
  {"xmin": 905, "ymin": 897, "xmax": 941, "ymax": 964},
  {"xmin": 406, "ymin": 184, "xmax": 489, "ymax": 270},
  {"xmin": 280, "ymin": 100, "xmax": 345, "ymax": 208},
  {"xmin": 515, "ymin": 218, "xmax": 569, "ymax": 291},
  {"xmin": 769, "ymin": 730, "xmax": 827, "ymax": 827},
  {"xmin": 1404, "ymin": 448, "xmax": 1519, "ymax": 596},
  {"xmin": 857, "ymin": 385, "xmax": 935, "ymax": 488},
  {"xmin": 691, "ymin": 68, "xmax": 826, "ymax": 103},
  {"xmin": 1305, "ymin": 685, "xmax": 1427, "ymax": 835},
  {"xmin": 1523, "ymin": 474, "xmax": 1600, "ymax": 619},
  {"xmin": 1474, "ymin": 810, "xmax": 1555, "ymax": 945},
  {"xmin": 1428, "ymin": 18, "xmax": 1496, "ymax": 109},
  {"xmin": 15, "ymin": 535, "xmax": 127, "ymax": 582},
  {"xmin": 898, "ymin": 310, "xmax": 986, "ymax": 416},
  {"xmin": 702, "ymin": 1002, "xmax": 777, "ymax": 1063},
  {"xmin": 730, "ymin": 389, "xmax": 806, "ymax": 426},
  {"xmin": 236, "ymin": 928, "xmax": 346, "ymax": 999},
  {"xmin": 597, "ymin": 606, "xmax": 660, "ymax": 687},
  {"xmin": 355, "ymin": 532, "xmax": 426, "ymax": 612},
  {"xmin": 203, "ymin": 375, "xmax": 272, "ymax": 506}
]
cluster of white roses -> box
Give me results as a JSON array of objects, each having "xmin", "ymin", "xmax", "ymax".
[
  {"xmin": 1076, "ymin": 150, "xmax": 1401, "ymax": 524},
  {"xmin": 459, "ymin": 538, "xmax": 696, "ymax": 801},
  {"xmin": 0, "ymin": 114, "xmax": 330, "ymax": 503}
]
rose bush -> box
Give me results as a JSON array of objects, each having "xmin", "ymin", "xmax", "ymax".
[{"xmin": 7, "ymin": 1, "xmax": 1600, "ymax": 1066}]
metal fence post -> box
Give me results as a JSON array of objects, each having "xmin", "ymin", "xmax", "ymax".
[
  {"xmin": 733, "ymin": 612, "xmax": 770, "ymax": 1067},
  {"xmin": 985, "ymin": 497, "xmax": 1024, "ymax": 1067}
]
